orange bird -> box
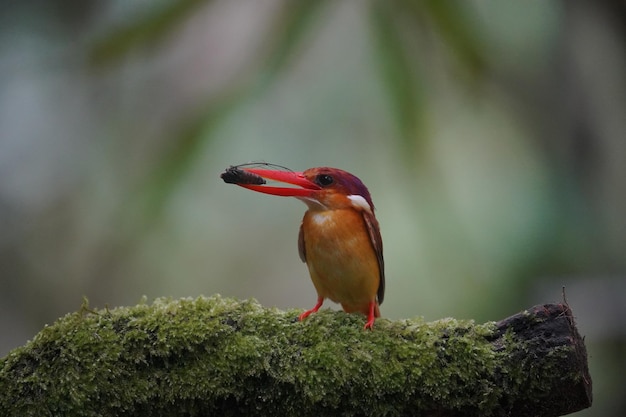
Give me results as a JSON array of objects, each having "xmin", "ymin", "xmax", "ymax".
[{"xmin": 221, "ymin": 164, "xmax": 384, "ymax": 329}]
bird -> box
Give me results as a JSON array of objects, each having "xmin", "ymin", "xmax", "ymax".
[{"xmin": 221, "ymin": 164, "xmax": 384, "ymax": 329}]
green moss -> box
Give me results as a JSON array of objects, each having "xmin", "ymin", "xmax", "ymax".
[{"xmin": 0, "ymin": 295, "xmax": 549, "ymax": 416}]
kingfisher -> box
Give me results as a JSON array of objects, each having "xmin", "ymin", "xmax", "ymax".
[{"xmin": 221, "ymin": 164, "xmax": 384, "ymax": 329}]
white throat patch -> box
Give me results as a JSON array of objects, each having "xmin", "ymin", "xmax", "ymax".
[{"xmin": 311, "ymin": 212, "xmax": 331, "ymax": 225}]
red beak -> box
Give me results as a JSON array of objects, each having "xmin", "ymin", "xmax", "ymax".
[{"xmin": 234, "ymin": 168, "xmax": 321, "ymax": 197}]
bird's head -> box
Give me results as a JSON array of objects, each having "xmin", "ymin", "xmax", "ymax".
[{"xmin": 222, "ymin": 166, "xmax": 375, "ymax": 213}]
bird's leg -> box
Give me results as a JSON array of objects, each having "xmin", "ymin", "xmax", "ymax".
[
  {"xmin": 298, "ymin": 297, "xmax": 324, "ymax": 321},
  {"xmin": 364, "ymin": 301, "xmax": 377, "ymax": 330}
]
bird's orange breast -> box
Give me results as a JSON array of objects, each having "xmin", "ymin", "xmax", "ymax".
[{"xmin": 301, "ymin": 208, "xmax": 380, "ymax": 315}]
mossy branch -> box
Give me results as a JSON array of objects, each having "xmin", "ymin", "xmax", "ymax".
[{"xmin": 0, "ymin": 295, "xmax": 591, "ymax": 417}]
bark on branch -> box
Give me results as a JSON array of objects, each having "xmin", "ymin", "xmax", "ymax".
[{"xmin": 0, "ymin": 296, "xmax": 592, "ymax": 417}]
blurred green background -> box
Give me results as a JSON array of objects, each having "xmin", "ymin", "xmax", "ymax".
[{"xmin": 1, "ymin": 1, "xmax": 624, "ymax": 415}]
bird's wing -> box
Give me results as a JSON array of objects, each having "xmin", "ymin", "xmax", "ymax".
[
  {"xmin": 298, "ymin": 222, "xmax": 306, "ymax": 263},
  {"xmin": 362, "ymin": 211, "xmax": 385, "ymax": 305}
]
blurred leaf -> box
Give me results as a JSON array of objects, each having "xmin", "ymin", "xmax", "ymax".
[
  {"xmin": 134, "ymin": 0, "xmax": 334, "ymax": 225},
  {"xmin": 401, "ymin": 0, "xmax": 487, "ymax": 79},
  {"xmin": 90, "ymin": 0, "xmax": 208, "ymax": 66},
  {"xmin": 255, "ymin": 0, "xmax": 332, "ymax": 90},
  {"xmin": 369, "ymin": 1, "xmax": 425, "ymax": 159},
  {"xmin": 88, "ymin": 88, "xmax": 247, "ymax": 294},
  {"xmin": 102, "ymin": 0, "xmax": 335, "ymax": 237},
  {"xmin": 136, "ymin": 87, "xmax": 246, "ymax": 229}
]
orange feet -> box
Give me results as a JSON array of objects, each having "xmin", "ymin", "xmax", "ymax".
[
  {"xmin": 298, "ymin": 297, "xmax": 324, "ymax": 321},
  {"xmin": 363, "ymin": 300, "xmax": 377, "ymax": 330}
]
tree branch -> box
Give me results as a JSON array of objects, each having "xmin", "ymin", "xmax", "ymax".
[{"xmin": 0, "ymin": 296, "xmax": 592, "ymax": 417}]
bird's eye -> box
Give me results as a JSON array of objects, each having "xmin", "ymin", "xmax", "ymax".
[{"xmin": 316, "ymin": 174, "xmax": 334, "ymax": 187}]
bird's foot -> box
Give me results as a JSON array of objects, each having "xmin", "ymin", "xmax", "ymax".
[
  {"xmin": 363, "ymin": 301, "xmax": 377, "ymax": 330},
  {"xmin": 298, "ymin": 297, "xmax": 324, "ymax": 321}
]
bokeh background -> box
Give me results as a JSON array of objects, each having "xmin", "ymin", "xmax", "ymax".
[{"xmin": 1, "ymin": 1, "xmax": 624, "ymax": 415}]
